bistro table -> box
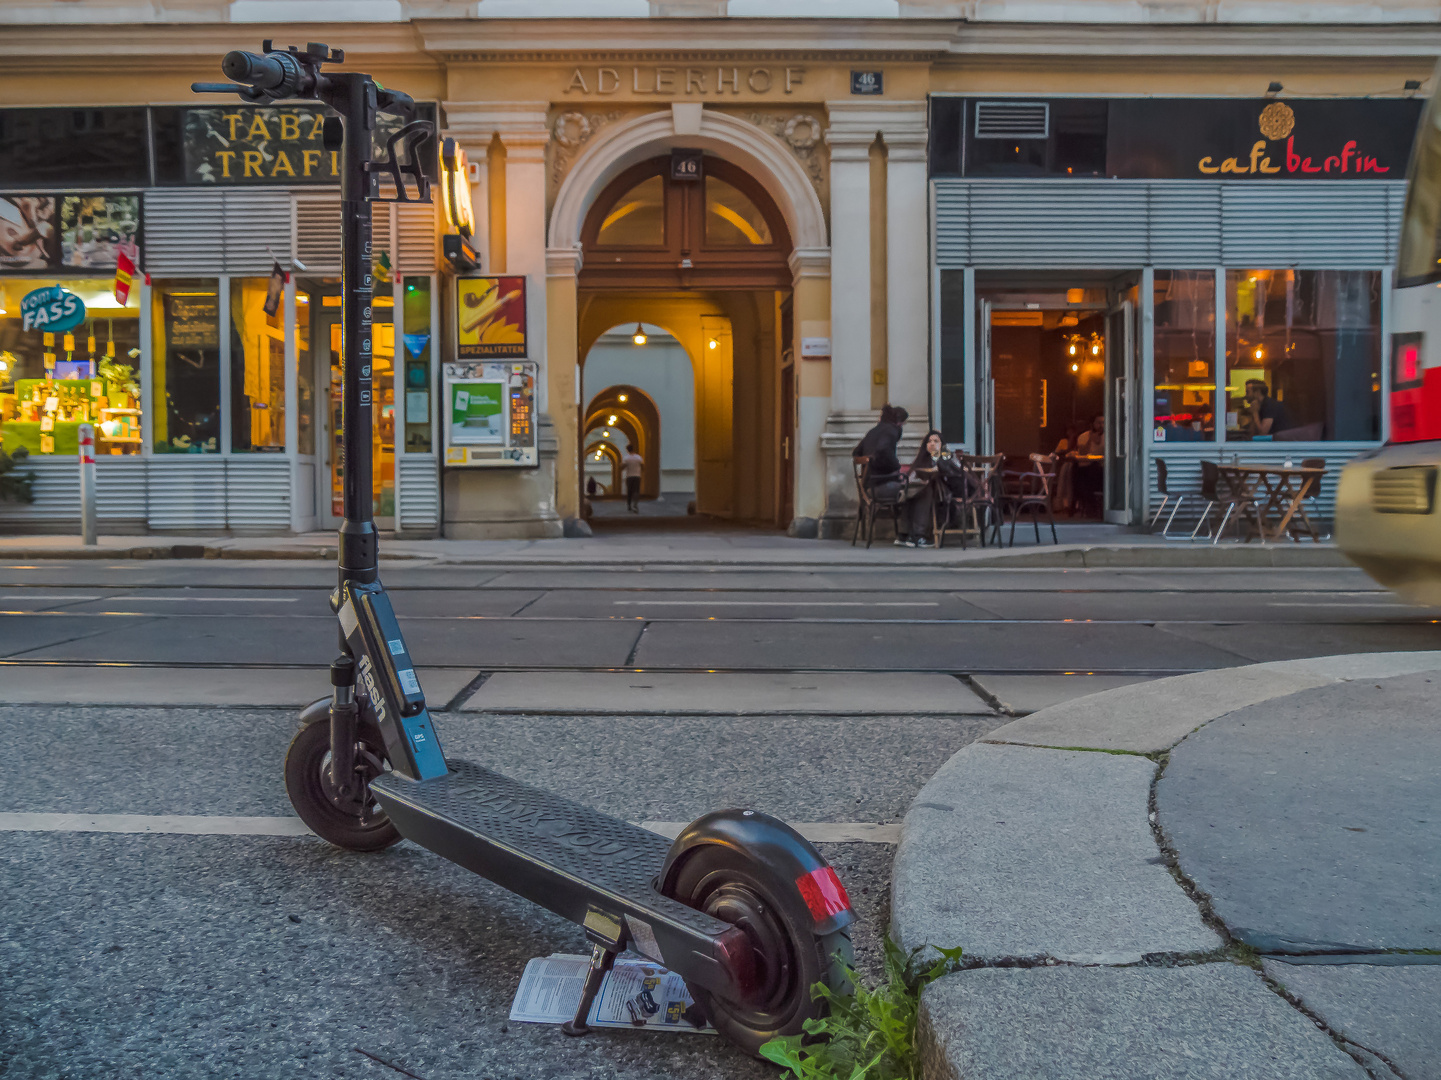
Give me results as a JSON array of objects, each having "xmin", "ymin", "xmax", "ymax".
[{"xmin": 1217, "ymin": 464, "xmax": 1325, "ymax": 543}]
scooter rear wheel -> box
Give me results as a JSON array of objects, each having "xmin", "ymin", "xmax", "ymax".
[
  {"xmin": 667, "ymin": 845, "xmax": 853, "ymax": 1057},
  {"xmin": 284, "ymin": 716, "xmax": 400, "ymax": 852}
]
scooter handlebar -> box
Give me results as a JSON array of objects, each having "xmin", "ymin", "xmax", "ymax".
[{"xmin": 221, "ymin": 49, "xmax": 288, "ymax": 90}]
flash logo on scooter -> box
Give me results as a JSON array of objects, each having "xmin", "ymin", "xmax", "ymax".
[{"xmin": 356, "ymin": 654, "xmax": 387, "ymax": 724}]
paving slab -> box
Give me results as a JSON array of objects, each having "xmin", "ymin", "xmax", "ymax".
[
  {"xmin": 968, "ymin": 674, "xmax": 1158, "ymax": 716},
  {"xmin": 462, "ymin": 671, "xmax": 990, "ymax": 714},
  {"xmin": 918, "ymin": 964, "xmax": 1369, "ymax": 1080},
  {"xmin": 1262, "ymin": 960, "xmax": 1441, "ymax": 1079},
  {"xmin": 891, "ymin": 742, "xmax": 1218, "ymax": 964},
  {"xmin": 984, "ymin": 651, "xmax": 1441, "ymax": 753},
  {"xmin": 1158, "ymin": 672, "xmax": 1441, "ymax": 954},
  {"xmin": 0, "ymin": 665, "xmax": 478, "ymax": 709}
]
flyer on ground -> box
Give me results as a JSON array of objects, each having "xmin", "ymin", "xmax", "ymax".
[{"xmin": 509, "ymin": 954, "xmax": 713, "ymax": 1034}]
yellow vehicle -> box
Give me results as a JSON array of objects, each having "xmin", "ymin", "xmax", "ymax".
[{"xmin": 1337, "ymin": 68, "xmax": 1441, "ymax": 604}]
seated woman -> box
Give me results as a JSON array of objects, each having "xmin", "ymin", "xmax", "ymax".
[{"xmin": 898, "ymin": 430, "xmax": 974, "ymax": 547}]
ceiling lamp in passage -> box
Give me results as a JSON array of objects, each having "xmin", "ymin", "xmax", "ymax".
[{"xmin": 632, "ymin": 324, "xmax": 647, "ymax": 345}]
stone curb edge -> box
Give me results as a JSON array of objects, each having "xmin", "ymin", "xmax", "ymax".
[
  {"xmin": 894, "ymin": 650, "xmax": 1441, "ymax": 1079},
  {"xmin": 0, "ymin": 542, "xmax": 1351, "ymax": 568}
]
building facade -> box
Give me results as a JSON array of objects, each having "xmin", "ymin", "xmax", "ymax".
[{"xmin": 1, "ymin": 1, "xmax": 1437, "ymax": 537}]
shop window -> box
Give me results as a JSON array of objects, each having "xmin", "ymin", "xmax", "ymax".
[
  {"xmin": 705, "ymin": 177, "xmax": 773, "ymax": 246},
  {"xmin": 1225, "ymin": 270, "xmax": 1381, "ymax": 443},
  {"xmin": 401, "ymin": 276, "xmax": 432, "ymax": 453},
  {"xmin": 0, "ymin": 108, "xmax": 150, "ymax": 188},
  {"xmin": 152, "ymin": 279, "xmax": 220, "ymax": 453},
  {"xmin": 229, "ymin": 278, "xmax": 286, "ymax": 452},
  {"xmin": 595, "ymin": 175, "xmax": 665, "ymax": 246},
  {"xmin": 1152, "ymin": 271, "xmax": 1217, "ymax": 443},
  {"xmin": 0, "ymin": 278, "xmax": 141, "ymax": 457}
]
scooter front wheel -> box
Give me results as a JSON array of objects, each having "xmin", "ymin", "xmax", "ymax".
[
  {"xmin": 284, "ymin": 717, "xmax": 400, "ymax": 852},
  {"xmin": 667, "ymin": 845, "xmax": 854, "ymax": 1057}
]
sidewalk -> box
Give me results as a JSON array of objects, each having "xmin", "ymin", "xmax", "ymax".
[
  {"xmin": 892, "ymin": 652, "xmax": 1441, "ymax": 1080},
  {"xmin": 0, "ymin": 525, "xmax": 1350, "ymax": 568}
]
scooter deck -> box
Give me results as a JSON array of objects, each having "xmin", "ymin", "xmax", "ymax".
[{"xmin": 369, "ymin": 759, "xmax": 738, "ymax": 987}]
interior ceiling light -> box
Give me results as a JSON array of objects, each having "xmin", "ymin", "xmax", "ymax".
[
  {"xmin": 1071, "ymin": 362, "xmax": 1080, "ymax": 373},
  {"xmin": 1255, "ymin": 346, "xmax": 1264, "ymax": 360},
  {"xmin": 1091, "ymin": 342, "xmax": 1100, "ymax": 355},
  {"xmin": 618, "ymin": 394, "xmax": 627, "ymax": 402},
  {"xmin": 608, "ymin": 414, "xmax": 618, "ymax": 424},
  {"xmin": 1068, "ymin": 342, "xmax": 1077, "ymax": 356},
  {"xmin": 632, "ymin": 323, "xmax": 647, "ymax": 345}
]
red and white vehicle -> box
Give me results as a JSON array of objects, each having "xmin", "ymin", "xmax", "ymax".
[{"xmin": 1338, "ymin": 70, "xmax": 1441, "ymax": 603}]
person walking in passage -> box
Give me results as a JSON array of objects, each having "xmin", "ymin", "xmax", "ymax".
[{"xmin": 621, "ymin": 444, "xmax": 644, "ymax": 512}]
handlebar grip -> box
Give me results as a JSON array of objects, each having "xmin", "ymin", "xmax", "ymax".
[
  {"xmin": 222, "ymin": 49, "xmax": 287, "ymax": 90},
  {"xmin": 377, "ymin": 86, "xmax": 416, "ymax": 116}
]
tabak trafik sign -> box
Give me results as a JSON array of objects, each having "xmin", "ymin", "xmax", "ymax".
[{"xmin": 179, "ymin": 105, "xmax": 436, "ymax": 185}]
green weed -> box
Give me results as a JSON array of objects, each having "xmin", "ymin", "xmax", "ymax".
[{"xmin": 759, "ymin": 939, "xmax": 964, "ymax": 1080}]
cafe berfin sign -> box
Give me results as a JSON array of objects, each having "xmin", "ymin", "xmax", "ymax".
[{"xmin": 1106, "ymin": 98, "xmax": 1422, "ymax": 180}]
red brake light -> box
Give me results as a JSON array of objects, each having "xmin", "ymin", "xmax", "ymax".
[
  {"xmin": 795, "ymin": 866, "xmax": 851, "ymax": 922},
  {"xmin": 1401, "ymin": 344, "xmax": 1420, "ymax": 383}
]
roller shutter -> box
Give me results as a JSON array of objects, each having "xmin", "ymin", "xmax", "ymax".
[
  {"xmin": 933, "ymin": 178, "xmax": 1404, "ymax": 269},
  {"xmin": 144, "ymin": 189, "xmax": 292, "ymax": 275}
]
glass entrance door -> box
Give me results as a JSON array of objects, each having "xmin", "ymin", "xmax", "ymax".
[
  {"xmin": 307, "ymin": 281, "xmax": 395, "ymax": 528},
  {"xmin": 976, "ymin": 298, "xmax": 994, "ymax": 455},
  {"xmin": 1104, "ymin": 298, "xmax": 1136, "ymax": 524}
]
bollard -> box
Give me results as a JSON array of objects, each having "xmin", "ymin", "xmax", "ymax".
[{"xmin": 78, "ymin": 423, "xmax": 97, "ymax": 546}]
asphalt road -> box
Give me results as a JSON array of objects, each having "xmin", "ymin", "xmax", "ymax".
[{"xmin": 2, "ymin": 557, "xmax": 1437, "ymax": 1080}]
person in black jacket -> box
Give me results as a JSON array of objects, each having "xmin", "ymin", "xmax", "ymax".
[
  {"xmin": 854, "ymin": 405, "xmax": 927, "ymax": 545},
  {"xmin": 853, "ymin": 405, "xmax": 908, "ymax": 481}
]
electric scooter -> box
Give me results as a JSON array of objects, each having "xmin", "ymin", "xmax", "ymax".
[{"xmin": 193, "ymin": 43, "xmax": 854, "ymax": 1057}]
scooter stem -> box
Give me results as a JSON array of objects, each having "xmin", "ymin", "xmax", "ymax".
[{"xmin": 335, "ymin": 70, "xmax": 378, "ymax": 587}]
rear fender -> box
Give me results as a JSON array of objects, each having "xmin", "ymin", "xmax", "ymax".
[{"xmin": 660, "ymin": 809, "xmax": 855, "ymax": 936}]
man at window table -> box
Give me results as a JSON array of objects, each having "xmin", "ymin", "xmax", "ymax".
[{"xmin": 1244, "ymin": 379, "xmax": 1292, "ymax": 437}]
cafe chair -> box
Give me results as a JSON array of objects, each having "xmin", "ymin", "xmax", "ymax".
[
  {"xmin": 1190, "ymin": 459, "xmax": 1242, "ymax": 543},
  {"xmin": 1003, "ymin": 453, "xmax": 1059, "ymax": 547},
  {"xmin": 1293, "ymin": 457, "xmax": 1327, "ymax": 540},
  {"xmin": 936, "ymin": 453, "xmax": 1003, "ymax": 549},
  {"xmin": 1148, "ymin": 458, "xmax": 1185, "ymax": 538},
  {"xmin": 851, "ymin": 456, "xmax": 905, "ymax": 549}
]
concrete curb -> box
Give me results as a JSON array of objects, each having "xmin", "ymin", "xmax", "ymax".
[
  {"xmin": 893, "ymin": 650, "xmax": 1441, "ymax": 1080},
  {"xmin": 0, "ymin": 541, "xmax": 1353, "ymax": 569}
]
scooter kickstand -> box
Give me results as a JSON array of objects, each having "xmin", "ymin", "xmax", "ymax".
[
  {"xmin": 561, "ymin": 907, "xmax": 628, "ymax": 1037},
  {"xmin": 560, "ymin": 942, "xmax": 618, "ymax": 1037}
]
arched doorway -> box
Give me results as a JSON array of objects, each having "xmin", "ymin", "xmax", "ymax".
[
  {"xmin": 583, "ymin": 382, "xmax": 661, "ymax": 498},
  {"xmin": 574, "ymin": 153, "xmax": 793, "ymax": 524}
]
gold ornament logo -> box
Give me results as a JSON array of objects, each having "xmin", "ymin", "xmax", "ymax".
[{"xmin": 1258, "ymin": 101, "xmax": 1296, "ymax": 141}]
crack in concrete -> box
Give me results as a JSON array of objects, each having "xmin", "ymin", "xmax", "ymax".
[{"xmin": 1146, "ymin": 745, "xmax": 1407, "ymax": 1080}]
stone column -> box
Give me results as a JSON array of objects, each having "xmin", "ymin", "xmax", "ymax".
[
  {"xmin": 823, "ymin": 106, "xmax": 875, "ymax": 419},
  {"xmin": 440, "ymin": 102, "xmax": 562, "ymax": 538},
  {"xmin": 546, "ymin": 245, "xmax": 583, "ymax": 522},
  {"xmin": 885, "ymin": 104, "xmax": 932, "ymax": 430},
  {"xmin": 819, "ymin": 105, "xmax": 879, "ymax": 535},
  {"xmin": 790, "ymin": 246, "xmax": 831, "ymax": 531}
]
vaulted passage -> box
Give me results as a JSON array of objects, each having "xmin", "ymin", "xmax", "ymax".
[{"xmin": 576, "ymin": 154, "xmax": 796, "ymax": 527}]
